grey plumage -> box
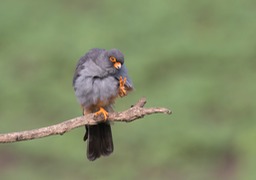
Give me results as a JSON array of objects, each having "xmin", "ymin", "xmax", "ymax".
[{"xmin": 73, "ymin": 48, "xmax": 133, "ymax": 161}]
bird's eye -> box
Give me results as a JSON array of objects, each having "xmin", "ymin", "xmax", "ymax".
[{"xmin": 109, "ymin": 56, "xmax": 116, "ymax": 63}]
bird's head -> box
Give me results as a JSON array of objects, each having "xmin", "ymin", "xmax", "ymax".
[
  {"xmin": 106, "ymin": 49, "xmax": 124, "ymax": 70},
  {"xmin": 93, "ymin": 48, "xmax": 125, "ymax": 75}
]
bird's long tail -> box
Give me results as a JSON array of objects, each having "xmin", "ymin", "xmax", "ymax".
[{"xmin": 84, "ymin": 123, "xmax": 114, "ymax": 161}]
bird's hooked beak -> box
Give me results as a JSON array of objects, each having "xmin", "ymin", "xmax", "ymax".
[
  {"xmin": 114, "ymin": 62, "xmax": 121, "ymax": 69},
  {"xmin": 109, "ymin": 56, "xmax": 121, "ymax": 69}
]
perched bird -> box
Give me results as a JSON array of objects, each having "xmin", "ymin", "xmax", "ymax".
[{"xmin": 73, "ymin": 48, "xmax": 133, "ymax": 161}]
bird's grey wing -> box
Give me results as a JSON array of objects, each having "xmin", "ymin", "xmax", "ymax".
[
  {"xmin": 115, "ymin": 64, "xmax": 133, "ymax": 89},
  {"xmin": 73, "ymin": 48, "xmax": 106, "ymax": 86}
]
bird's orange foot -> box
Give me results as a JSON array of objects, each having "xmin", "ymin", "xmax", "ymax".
[
  {"xmin": 94, "ymin": 107, "xmax": 108, "ymax": 120},
  {"xmin": 119, "ymin": 76, "xmax": 127, "ymax": 97}
]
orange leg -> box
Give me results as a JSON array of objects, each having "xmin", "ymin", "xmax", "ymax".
[
  {"xmin": 81, "ymin": 105, "xmax": 91, "ymax": 116},
  {"xmin": 119, "ymin": 76, "xmax": 127, "ymax": 97},
  {"xmin": 94, "ymin": 107, "xmax": 108, "ymax": 120}
]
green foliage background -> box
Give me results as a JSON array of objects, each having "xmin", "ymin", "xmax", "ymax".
[{"xmin": 1, "ymin": 0, "xmax": 256, "ymax": 179}]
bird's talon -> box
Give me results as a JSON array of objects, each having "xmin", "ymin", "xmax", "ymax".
[
  {"xmin": 94, "ymin": 107, "xmax": 108, "ymax": 120},
  {"xmin": 119, "ymin": 76, "xmax": 127, "ymax": 97}
]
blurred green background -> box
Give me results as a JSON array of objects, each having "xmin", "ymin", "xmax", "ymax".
[{"xmin": 0, "ymin": 0, "xmax": 256, "ymax": 179}]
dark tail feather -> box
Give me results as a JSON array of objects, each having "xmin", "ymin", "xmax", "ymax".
[
  {"xmin": 99, "ymin": 123, "xmax": 114, "ymax": 156},
  {"xmin": 85, "ymin": 125, "xmax": 101, "ymax": 161},
  {"xmin": 84, "ymin": 123, "xmax": 114, "ymax": 161}
]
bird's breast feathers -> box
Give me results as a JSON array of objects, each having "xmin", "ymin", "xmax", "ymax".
[{"xmin": 74, "ymin": 73, "xmax": 118, "ymax": 107}]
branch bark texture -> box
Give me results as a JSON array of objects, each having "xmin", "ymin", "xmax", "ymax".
[{"xmin": 0, "ymin": 98, "xmax": 171, "ymax": 143}]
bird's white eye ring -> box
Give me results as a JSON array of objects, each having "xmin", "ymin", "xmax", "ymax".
[{"xmin": 109, "ymin": 56, "xmax": 116, "ymax": 62}]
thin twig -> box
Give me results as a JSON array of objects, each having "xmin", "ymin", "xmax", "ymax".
[{"xmin": 0, "ymin": 98, "xmax": 171, "ymax": 143}]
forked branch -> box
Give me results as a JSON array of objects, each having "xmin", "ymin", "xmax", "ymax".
[{"xmin": 0, "ymin": 98, "xmax": 171, "ymax": 143}]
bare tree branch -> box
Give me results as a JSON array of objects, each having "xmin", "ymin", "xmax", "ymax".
[{"xmin": 0, "ymin": 98, "xmax": 171, "ymax": 143}]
